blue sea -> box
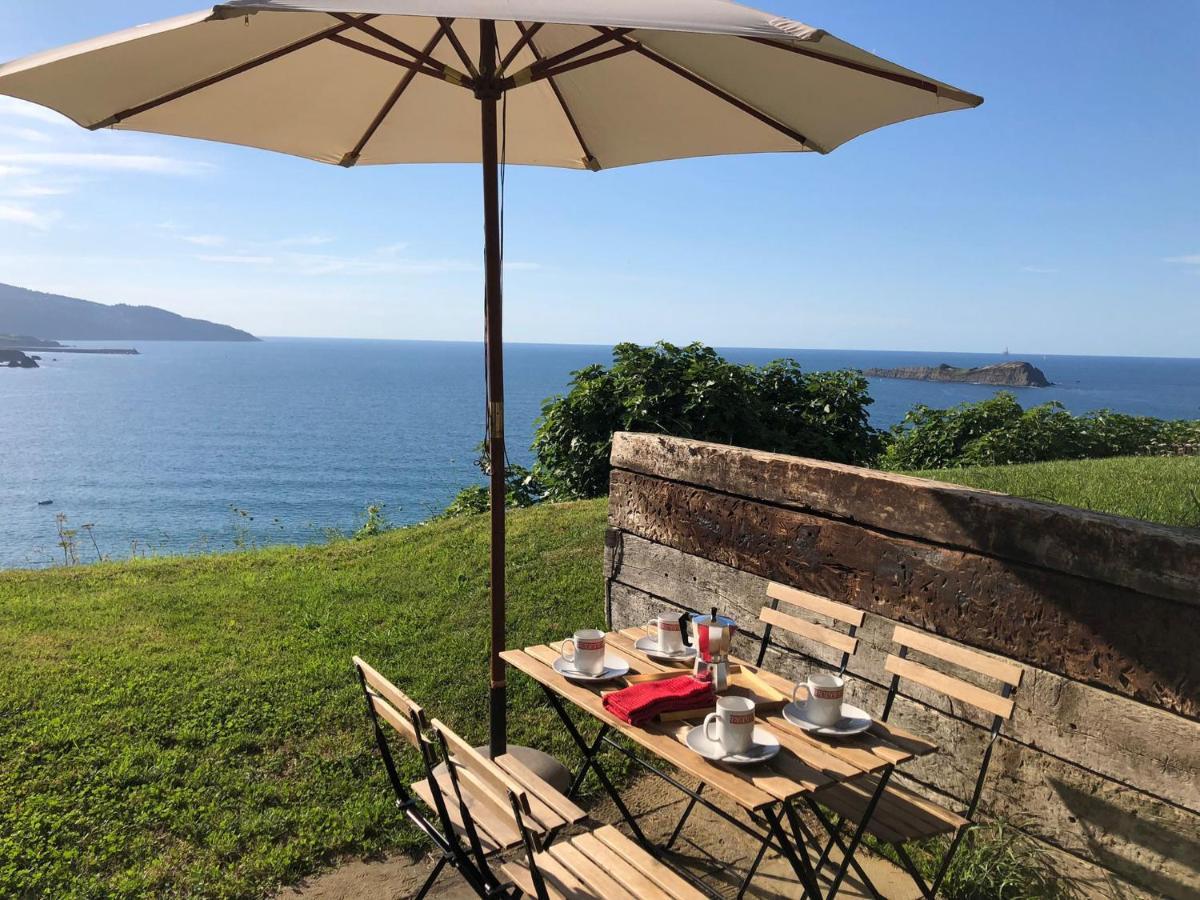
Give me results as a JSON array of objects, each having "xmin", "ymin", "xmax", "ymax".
[{"xmin": 2, "ymin": 339, "xmax": 1198, "ymax": 569}]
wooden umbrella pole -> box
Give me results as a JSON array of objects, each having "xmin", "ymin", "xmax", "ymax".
[{"xmin": 478, "ymin": 18, "xmax": 507, "ymax": 759}]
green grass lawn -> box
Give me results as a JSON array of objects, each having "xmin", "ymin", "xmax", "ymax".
[
  {"xmin": 910, "ymin": 455, "xmax": 1200, "ymax": 528},
  {"xmin": 0, "ymin": 500, "xmax": 608, "ymax": 898},
  {"xmin": 1, "ymin": 455, "xmax": 1193, "ymax": 898}
]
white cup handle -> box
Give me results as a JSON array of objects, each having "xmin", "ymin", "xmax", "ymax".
[
  {"xmin": 560, "ymin": 639, "xmax": 576, "ymax": 664},
  {"xmin": 703, "ymin": 712, "xmax": 720, "ymax": 743},
  {"xmin": 645, "ymin": 618, "xmax": 658, "ymax": 635},
  {"xmin": 792, "ymin": 682, "xmax": 803, "ymax": 705}
]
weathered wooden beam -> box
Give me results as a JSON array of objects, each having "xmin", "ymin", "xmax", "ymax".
[
  {"xmin": 608, "ymin": 471, "xmax": 1200, "ymax": 718},
  {"xmin": 609, "ymin": 432, "xmax": 1200, "ymax": 607}
]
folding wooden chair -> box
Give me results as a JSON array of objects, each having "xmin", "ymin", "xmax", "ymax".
[
  {"xmin": 810, "ymin": 627, "xmax": 1023, "ymax": 899},
  {"xmin": 353, "ymin": 657, "xmax": 587, "ymax": 898},
  {"xmin": 430, "ymin": 718, "xmax": 709, "ymax": 900}
]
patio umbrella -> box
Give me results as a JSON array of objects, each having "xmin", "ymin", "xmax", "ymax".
[{"xmin": 0, "ymin": 0, "xmax": 981, "ymax": 765}]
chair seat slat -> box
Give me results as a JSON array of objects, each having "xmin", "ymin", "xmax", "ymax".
[{"xmin": 549, "ymin": 843, "xmax": 641, "ymax": 900}]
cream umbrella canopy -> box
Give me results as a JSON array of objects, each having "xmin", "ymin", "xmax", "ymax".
[{"xmin": 0, "ymin": 0, "xmax": 981, "ymax": 762}]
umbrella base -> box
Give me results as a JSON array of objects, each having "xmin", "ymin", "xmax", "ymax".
[{"xmin": 434, "ymin": 744, "xmax": 572, "ymax": 794}]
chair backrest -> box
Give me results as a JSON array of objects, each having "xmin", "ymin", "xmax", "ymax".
[
  {"xmin": 881, "ymin": 626, "xmax": 1023, "ymax": 819},
  {"xmin": 882, "ymin": 626, "xmax": 1022, "ymax": 722},
  {"xmin": 430, "ymin": 718, "xmax": 552, "ymax": 896},
  {"xmin": 756, "ymin": 581, "xmax": 864, "ymax": 675},
  {"xmin": 430, "ymin": 718, "xmax": 538, "ymax": 834},
  {"xmin": 354, "ymin": 656, "xmax": 427, "ymax": 749}
]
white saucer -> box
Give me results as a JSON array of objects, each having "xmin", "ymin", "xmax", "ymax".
[
  {"xmin": 783, "ymin": 701, "xmax": 873, "ymax": 737},
  {"xmin": 552, "ymin": 653, "xmax": 630, "ymax": 683},
  {"xmin": 634, "ymin": 635, "xmax": 698, "ymax": 664},
  {"xmin": 685, "ymin": 725, "xmax": 780, "ymax": 765}
]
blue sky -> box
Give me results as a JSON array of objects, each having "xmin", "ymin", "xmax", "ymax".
[{"xmin": 1, "ymin": 1, "xmax": 1196, "ymax": 356}]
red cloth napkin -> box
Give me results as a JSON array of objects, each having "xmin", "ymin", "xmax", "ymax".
[{"xmin": 603, "ymin": 675, "xmax": 715, "ymax": 726}]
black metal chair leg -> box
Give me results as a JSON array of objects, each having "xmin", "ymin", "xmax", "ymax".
[
  {"xmin": 823, "ymin": 767, "xmax": 892, "ymax": 900},
  {"xmin": 414, "ymin": 855, "xmax": 448, "ymax": 900},
  {"xmin": 804, "ymin": 800, "xmax": 883, "ymax": 899},
  {"xmin": 894, "ymin": 843, "xmax": 937, "ymax": 900},
  {"xmin": 929, "ymin": 824, "xmax": 970, "ymax": 897},
  {"xmin": 735, "ymin": 835, "xmax": 772, "ymax": 900},
  {"xmin": 764, "ymin": 805, "xmax": 821, "ymax": 900},
  {"xmin": 665, "ymin": 784, "xmax": 704, "ymax": 850}
]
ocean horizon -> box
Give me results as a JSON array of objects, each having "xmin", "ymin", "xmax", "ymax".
[{"xmin": 3, "ymin": 337, "xmax": 1198, "ymax": 570}]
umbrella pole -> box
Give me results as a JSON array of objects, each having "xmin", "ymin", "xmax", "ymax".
[{"xmin": 479, "ymin": 18, "xmax": 507, "ymax": 760}]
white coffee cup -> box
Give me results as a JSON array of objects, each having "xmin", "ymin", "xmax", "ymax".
[
  {"xmin": 646, "ymin": 611, "xmax": 685, "ymax": 653},
  {"xmin": 793, "ymin": 673, "xmax": 845, "ymax": 727},
  {"xmin": 560, "ymin": 629, "xmax": 606, "ymax": 676},
  {"xmin": 703, "ymin": 695, "xmax": 756, "ymax": 755}
]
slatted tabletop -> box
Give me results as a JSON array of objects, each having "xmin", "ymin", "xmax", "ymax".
[{"xmin": 500, "ymin": 626, "xmax": 937, "ymax": 815}]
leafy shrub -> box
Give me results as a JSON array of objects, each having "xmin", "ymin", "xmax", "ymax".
[
  {"xmin": 880, "ymin": 392, "xmax": 1200, "ymax": 470},
  {"xmin": 531, "ymin": 342, "xmax": 881, "ymax": 500},
  {"xmin": 353, "ymin": 503, "xmax": 392, "ymax": 539},
  {"xmin": 441, "ymin": 443, "xmax": 546, "ymax": 518}
]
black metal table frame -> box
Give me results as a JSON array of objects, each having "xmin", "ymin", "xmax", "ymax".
[{"xmin": 534, "ymin": 682, "xmax": 897, "ymax": 900}]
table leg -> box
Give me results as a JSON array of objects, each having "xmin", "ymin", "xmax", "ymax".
[
  {"xmin": 764, "ymin": 804, "xmax": 822, "ymax": 899},
  {"xmin": 538, "ymin": 685, "xmax": 648, "ymax": 847},
  {"xmin": 820, "ymin": 765, "xmax": 894, "ymax": 900}
]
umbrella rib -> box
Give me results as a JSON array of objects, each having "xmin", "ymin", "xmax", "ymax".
[
  {"xmin": 498, "ymin": 22, "xmax": 543, "ymax": 76},
  {"xmin": 517, "ymin": 23, "xmax": 599, "ymax": 172},
  {"xmin": 591, "ymin": 27, "xmax": 818, "ymax": 152},
  {"xmin": 89, "ymin": 14, "xmax": 380, "ymax": 129},
  {"xmin": 339, "ymin": 22, "xmax": 450, "ymax": 167},
  {"xmin": 326, "ymin": 34, "xmax": 467, "ymax": 87},
  {"xmin": 503, "ymin": 29, "xmax": 632, "ymax": 87},
  {"xmin": 743, "ymin": 37, "xmax": 982, "ymax": 107},
  {"xmin": 329, "ymin": 14, "xmax": 472, "ymax": 88},
  {"xmin": 437, "ymin": 17, "xmax": 479, "ymax": 80}
]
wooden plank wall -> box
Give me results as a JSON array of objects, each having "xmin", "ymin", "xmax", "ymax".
[{"xmin": 604, "ymin": 433, "xmax": 1200, "ymax": 899}]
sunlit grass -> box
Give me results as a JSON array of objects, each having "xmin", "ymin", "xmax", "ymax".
[
  {"xmin": 0, "ymin": 499, "xmax": 609, "ymax": 898},
  {"xmin": 910, "ymin": 455, "xmax": 1200, "ymax": 528}
]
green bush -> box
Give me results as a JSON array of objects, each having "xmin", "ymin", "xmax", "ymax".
[
  {"xmin": 532, "ymin": 341, "xmax": 881, "ymax": 500},
  {"xmin": 441, "ymin": 443, "xmax": 546, "ymax": 518},
  {"xmin": 881, "ymin": 392, "xmax": 1200, "ymax": 470}
]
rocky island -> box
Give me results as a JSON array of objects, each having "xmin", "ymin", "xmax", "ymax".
[
  {"xmin": 864, "ymin": 361, "xmax": 1052, "ymax": 387},
  {"xmin": 0, "ymin": 349, "xmax": 39, "ymax": 368}
]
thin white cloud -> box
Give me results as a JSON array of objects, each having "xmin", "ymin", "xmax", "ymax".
[
  {"xmin": 0, "ymin": 183, "xmax": 72, "ymax": 198},
  {"xmin": 0, "ymin": 152, "xmax": 211, "ymax": 175},
  {"xmin": 182, "ymin": 234, "xmax": 227, "ymax": 247},
  {"xmin": 0, "ymin": 97, "xmax": 71, "ymax": 126},
  {"xmin": 0, "ymin": 125, "xmax": 52, "ymax": 143},
  {"xmin": 0, "ymin": 203, "xmax": 59, "ymax": 230},
  {"xmin": 1164, "ymin": 254, "xmax": 1200, "ymax": 266},
  {"xmin": 275, "ymin": 235, "xmax": 334, "ymax": 247},
  {"xmin": 198, "ymin": 254, "xmax": 276, "ymax": 265},
  {"xmin": 0, "ymin": 164, "xmax": 37, "ymax": 177},
  {"xmin": 376, "ymin": 242, "xmax": 409, "ymax": 257}
]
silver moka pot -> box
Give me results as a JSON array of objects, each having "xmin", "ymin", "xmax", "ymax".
[{"xmin": 682, "ymin": 607, "xmax": 737, "ymax": 692}]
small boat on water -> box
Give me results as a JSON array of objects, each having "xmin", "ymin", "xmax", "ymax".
[{"xmin": 37, "ymin": 500, "xmax": 53, "ymax": 506}]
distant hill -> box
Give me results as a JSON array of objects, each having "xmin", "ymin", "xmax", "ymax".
[{"xmin": 0, "ymin": 283, "xmax": 259, "ymax": 342}]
